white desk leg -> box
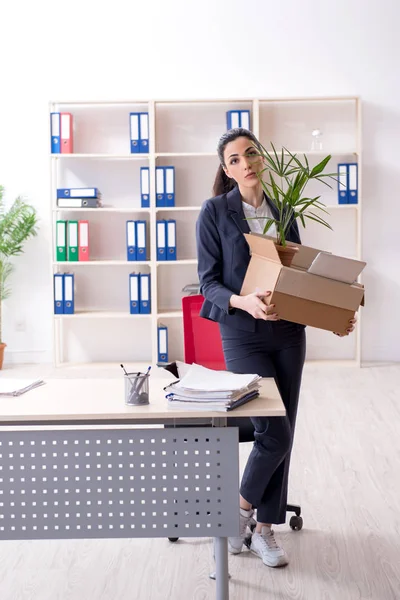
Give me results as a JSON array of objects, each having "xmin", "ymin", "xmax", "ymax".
[
  {"xmin": 214, "ymin": 536, "xmax": 229, "ymax": 600},
  {"xmin": 210, "ymin": 417, "xmax": 231, "ymax": 598}
]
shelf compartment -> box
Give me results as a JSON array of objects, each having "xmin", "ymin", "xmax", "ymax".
[
  {"xmin": 155, "ymin": 101, "xmax": 253, "ymax": 153},
  {"xmin": 55, "ymin": 156, "xmax": 148, "ymax": 209},
  {"xmin": 51, "ymin": 103, "xmax": 149, "ymax": 155},
  {"xmin": 259, "ymin": 99, "xmax": 358, "ymax": 155}
]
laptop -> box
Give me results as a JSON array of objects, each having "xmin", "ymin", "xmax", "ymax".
[{"xmin": 307, "ymin": 252, "xmax": 366, "ymax": 284}]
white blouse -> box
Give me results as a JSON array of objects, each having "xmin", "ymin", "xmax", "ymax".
[{"xmin": 241, "ymin": 195, "xmax": 277, "ymax": 239}]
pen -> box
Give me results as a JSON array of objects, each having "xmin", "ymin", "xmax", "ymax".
[
  {"xmin": 121, "ymin": 363, "xmax": 135, "ymax": 383},
  {"xmin": 130, "ymin": 366, "xmax": 152, "ymax": 401}
]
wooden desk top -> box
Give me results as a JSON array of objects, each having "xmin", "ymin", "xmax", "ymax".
[{"xmin": 0, "ymin": 377, "xmax": 285, "ymax": 424}]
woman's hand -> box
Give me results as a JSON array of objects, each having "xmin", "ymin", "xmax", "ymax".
[
  {"xmin": 230, "ymin": 291, "xmax": 279, "ymax": 321},
  {"xmin": 333, "ymin": 316, "xmax": 357, "ymax": 337}
]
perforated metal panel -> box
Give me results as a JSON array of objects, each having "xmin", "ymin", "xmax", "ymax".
[{"xmin": 0, "ymin": 427, "xmax": 239, "ymax": 540}]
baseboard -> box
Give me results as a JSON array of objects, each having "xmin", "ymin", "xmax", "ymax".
[{"xmin": 2, "ymin": 349, "xmax": 51, "ymax": 365}]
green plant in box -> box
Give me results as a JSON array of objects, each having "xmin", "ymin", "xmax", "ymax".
[{"xmin": 251, "ymin": 142, "xmax": 337, "ymax": 264}]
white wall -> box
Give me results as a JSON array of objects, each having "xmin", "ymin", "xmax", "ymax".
[{"xmin": 0, "ymin": 0, "xmax": 399, "ymax": 364}]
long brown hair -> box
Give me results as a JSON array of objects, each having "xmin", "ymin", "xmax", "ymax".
[{"xmin": 213, "ymin": 127, "xmax": 262, "ymax": 196}]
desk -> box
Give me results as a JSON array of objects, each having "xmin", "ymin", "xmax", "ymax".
[{"xmin": 0, "ymin": 378, "xmax": 285, "ymax": 600}]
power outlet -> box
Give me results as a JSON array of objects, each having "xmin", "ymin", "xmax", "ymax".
[{"xmin": 15, "ymin": 319, "xmax": 26, "ymax": 332}]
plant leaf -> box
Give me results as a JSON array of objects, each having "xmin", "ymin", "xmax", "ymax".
[
  {"xmin": 0, "ymin": 196, "xmax": 38, "ymax": 259},
  {"xmin": 310, "ymin": 155, "xmax": 332, "ymax": 177},
  {"xmin": 0, "ymin": 260, "xmax": 14, "ymax": 300},
  {"xmin": 270, "ymin": 142, "xmax": 286, "ymax": 177},
  {"xmin": 304, "ymin": 213, "xmax": 333, "ymax": 230},
  {"xmin": 262, "ymin": 218, "xmax": 278, "ymax": 235},
  {"xmin": 283, "ymin": 148, "xmax": 304, "ymax": 171},
  {"xmin": 269, "ymin": 173, "xmax": 281, "ymax": 203},
  {"xmin": 297, "ymin": 198, "xmax": 322, "ymax": 213}
]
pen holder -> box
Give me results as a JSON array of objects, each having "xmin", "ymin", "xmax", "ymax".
[{"xmin": 124, "ymin": 373, "xmax": 150, "ymax": 406}]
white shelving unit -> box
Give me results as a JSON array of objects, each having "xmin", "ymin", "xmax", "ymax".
[{"xmin": 50, "ymin": 96, "xmax": 362, "ymax": 367}]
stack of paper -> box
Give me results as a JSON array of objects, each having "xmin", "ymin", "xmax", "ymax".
[
  {"xmin": 165, "ymin": 363, "xmax": 261, "ymax": 412},
  {"xmin": 0, "ymin": 379, "xmax": 45, "ymax": 397}
]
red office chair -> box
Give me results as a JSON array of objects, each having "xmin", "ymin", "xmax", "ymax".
[
  {"xmin": 165, "ymin": 294, "xmax": 303, "ymax": 542},
  {"xmin": 182, "ymin": 295, "xmax": 226, "ymax": 371}
]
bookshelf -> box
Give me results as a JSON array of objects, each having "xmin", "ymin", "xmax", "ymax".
[{"xmin": 49, "ymin": 96, "xmax": 362, "ymax": 367}]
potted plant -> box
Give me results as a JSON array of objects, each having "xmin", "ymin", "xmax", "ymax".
[
  {"xmin": 0, "ymin": 185, "xmax": 38, "ymax": 369},
  {"xmin": 253, "ymin": 143, "xmax": 336, "ymax": 266}
]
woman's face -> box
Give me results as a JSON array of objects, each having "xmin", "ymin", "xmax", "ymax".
[{"xmin": 223, "ymin": 136, "xmax": 263, "ymax": 189}]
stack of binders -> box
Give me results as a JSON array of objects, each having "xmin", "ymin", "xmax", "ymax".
[
  {"xmin": 57, "ymin": 187, "xmax": 102, "ymax": 209},
  {"xmin": 50, "ymin": 112, "xmax": 73, "ymax": 154},
  {"xmin": 226, "ymin": 109, "xmax": 251, "ymax": 131},
  {"xmin": 337, "ymin": 163, "xmax": 358, "ymax": 204},
  {"xmin": 129, "ymin": 273, "xmax": 151, "ymax": 314},
  {"xmin": 126, "ymin": 220, "xmax": 147, "ymax": 261},
  {"xmin": 130, "ymin": 112, "xmax": 149, "ymax": 153},
  {"xmin": 53, "ymin": 273, "xmax": 75, "ymax": 314},
  {"xmin": 165, "ymin": 363, "xmax": 261, "ymax": 412},
  {"xmin": 156, "ymin": 166, "xmax": 175, "ymax": 207},
  {"xmin": 156, "ymin": 219, "xmax": 176, "ymax": 261},
  {"xmin": 56, "ymin": 220, "xmax": 89, "ymax": 261}
]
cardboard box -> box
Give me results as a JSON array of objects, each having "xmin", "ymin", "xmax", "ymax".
[{"xmin": 240, "ymin": 234, "xmax": 365, "ymax": 335}]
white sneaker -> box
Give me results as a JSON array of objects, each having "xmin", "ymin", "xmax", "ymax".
[
  {"xmin": 250, "ymin": 526, "xmax": 289, "ymax": 567},
  {"xmin": 228, "ymin": 508, "xmax": 254, "ymax": 554}
]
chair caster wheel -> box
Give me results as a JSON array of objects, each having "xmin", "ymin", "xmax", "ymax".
[
  {"xmin": 168, "ymin": 537, "xmax": 179, "ymax": 542},
  {"xmin": 290, "ymin": 515, "xmax": 303, "ymax": 531}
]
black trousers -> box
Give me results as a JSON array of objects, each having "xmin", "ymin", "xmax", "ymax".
[{"xmin": 219, "ymin": 319, "xmax": 306, "ymax": 524}]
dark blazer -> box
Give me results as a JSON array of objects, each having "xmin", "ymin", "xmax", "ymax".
[{"xmin": 195, "ymin": 185, "xmax": 301, "ymax": 332}]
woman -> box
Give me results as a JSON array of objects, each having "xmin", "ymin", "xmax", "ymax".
[{"xmin": 195, "ymin": 128, "xmax": 356, "ymax": 568}]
